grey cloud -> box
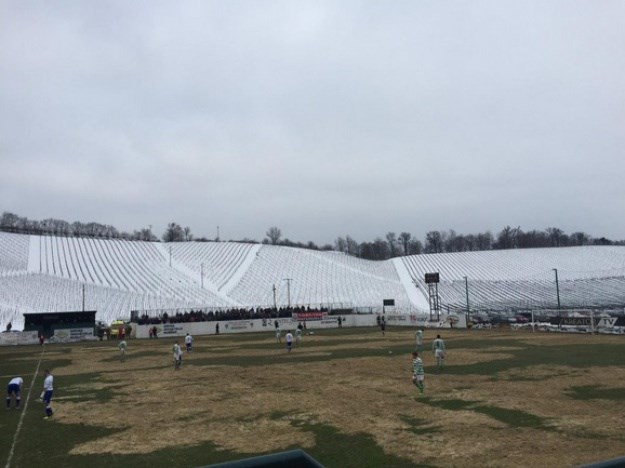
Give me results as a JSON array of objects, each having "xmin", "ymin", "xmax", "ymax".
[{"xmin": 1, "ymin": 1, "xmax": 624, "ymax": 244}]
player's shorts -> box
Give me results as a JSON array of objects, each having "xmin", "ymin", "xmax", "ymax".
[
  {"xmin": 43, "ymin": 390, "xmax": 53, "ymax": 404},
  {"xmin": 287, "ymin": 341, "xmax": 292, "ymax": 349},
  {"xmin": 186, "ymin": 344, "xmax": 192, "ymax": 350},
  {"xmin": 412, "ymin": 374, "xmax": 424, "ymax": 385},
  {"xmin": 435, "ymin": 349, "xmax": 445, "ymax": 359},
  {"xmin": 7, "ymin": 383, "xmax": 20, "ymax": 396}
]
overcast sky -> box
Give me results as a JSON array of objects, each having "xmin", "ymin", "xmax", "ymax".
[{"xmin": 1, "ymin": 1, "xmax": 624, "ymax": 245}]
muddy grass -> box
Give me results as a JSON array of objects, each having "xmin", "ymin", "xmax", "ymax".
[{"xmin": 29, "ymin": 329, "xmax": 625, "ymax": 467}]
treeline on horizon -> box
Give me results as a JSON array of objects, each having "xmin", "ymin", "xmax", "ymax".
[{"xmin": 1, "ymin": 211, "xmax": 623, "ymax": 261}]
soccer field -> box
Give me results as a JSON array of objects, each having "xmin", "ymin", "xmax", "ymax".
[{"xmin": 2, "ymin": 328, "xmax": 625, "ymax": 468}]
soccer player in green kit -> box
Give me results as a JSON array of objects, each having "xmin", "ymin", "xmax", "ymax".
[
  {"xmin": 432, "ymin": 334, "xmax": 446, "ymax": 371},
  {"xmin": 411, "ymin": 351, "xmax": 425, "ymax": 396}
]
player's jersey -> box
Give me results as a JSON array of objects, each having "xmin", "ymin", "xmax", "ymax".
[
  {"xmin": 185, "ymin": 335, "xmax": 192, "ymax": 345},
  {"xmin": 286, "ymin": 333, "xmax": 293, "ymax": 343},
  {"xmin": 412, "ymin": 357, "xmax": 424, "ymax": 376},
  {"xmin": 9, "ymin": 377, "xmax": 23, "ymax": 386},
  {"xmin": 415, "ymin": 330, "xmax": 423, "ymax": 345},
  {"xmin": 432, "ymin": 338, "xmax": 446, "ymax": 351},
  {"xmin": 119, "ymin": 341, "xmax": 127, "ymax": 350},
  {"xmin": 295, "ymin": 329, "xmax": 302, "ymax": 337},
  {"xmin": 173, "ymin": 344, "xmax": 182, "ymax": 358},
  {"xmin": 43, "ymin": 375, "xmax": 54, "ymax": 391}
]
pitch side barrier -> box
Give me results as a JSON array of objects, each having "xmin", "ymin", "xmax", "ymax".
[
  {"xmin": 0, "ymin": 313, "xmax": 466, "ymax": 344},
  {"xmin": 134, "ymin": 312, "xmax": 465, "ymax": 339},
  {"xmin": 0, "ymin": 331, "xmax": 39, "ymax": 346}
]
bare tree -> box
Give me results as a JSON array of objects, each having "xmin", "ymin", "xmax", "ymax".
[
  {"xmin": 163, "ymin": 222, "xmax": 184, "ymax": 242},
  {"xmin": 408, "ymin": 239, "xmax": 423, "ymax": 255},
  {"xmin": 386, "ymin": 232, "xmax": 398, "ymax": 257},
  {"xmin": 425, "ymin": 231, "xmax": 443, "ymax": 253},
  {"xmin": 346, "ymin": 236, "xmax": 359, "ymax": 256},
  {"xmin": 495, "ymin": 226, "xmax": 521, "ymax": 249},
  {"xmin": 0, "ymin": 212, "xmax": 20, "ymax": 230},
  {"xmin": 373, "ymin": 237, "xmax": 390, "ymax": 260},
  {"xmin": 399, "ymin": 232, "xmax": 412, "ymax": 256},
  {"xmin": 183, "ymin": 226, "xmax": 193, "ymax": 242},
  {"xmin": 475, "ymin": 232, "xmax": 494, "ymax": 250},
  {"xmin": 335, "ymin": 237, "xmax": 347, "ymax": 252},
  {"xmin": 266, "ymin": 226, "xmax": 282, "ymax": 245},
  {"xmin": 570, "ymin": 231, "xmax": 591, "ymax": 246},
  {"xmin": 546, "ymin": 227, "xmax": 566, "ymax": 247}
]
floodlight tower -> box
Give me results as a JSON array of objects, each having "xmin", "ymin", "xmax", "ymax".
[{"xmin": 424, "ymin": 272, "xmax": 441, "ymax": 322}]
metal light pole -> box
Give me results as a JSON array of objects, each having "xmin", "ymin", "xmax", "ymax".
[
  {"xmin": 463, "ymin": 276, "xmax": 470, "ymax": 322},
  {"xmin": 283, "ymin": 278, "xmax": 293, "ymax": 307},
  {"xmin": 272, "ymin": 284, "xmax": 278, "ymax": 311},
  {"xmin": 553, "ymin": 268, "xmax": 561, "ymax": 311}
]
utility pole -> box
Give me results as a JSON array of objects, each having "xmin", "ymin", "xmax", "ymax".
[
  {"xmin": 216, "ymin": 225, "xmax": 220, "ymax": 241},
  {"xmin": 553, "ymin": 268, "xmax": 561, "ymax": 312},
  {"xmin": 463, "ymin": 276, "xmax": 470, "ymax": 322},
  {"xmin": 272, "ymin": 284, "xmax": 278, "ymax": 311},
  {"xmin": 283, "ymin": 278, "xmax": 293, "ymax": 307},
  {"xmin": 82, "ymin": 284, "xmax": 86, "ymax": 312}
]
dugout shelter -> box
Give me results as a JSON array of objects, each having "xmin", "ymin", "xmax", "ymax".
[{"xmin": 23, "ymin": 310, "xmax": 96, "ymax": 338}]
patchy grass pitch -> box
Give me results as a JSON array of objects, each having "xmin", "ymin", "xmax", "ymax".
[{"xmin": 1, "ymin": 327, "xmax": 625, "ymax": 467}]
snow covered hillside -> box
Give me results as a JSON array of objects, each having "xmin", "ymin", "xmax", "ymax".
[{"xmin": 1, "ymin": 232, "xmax": 624, "ymax": 329}]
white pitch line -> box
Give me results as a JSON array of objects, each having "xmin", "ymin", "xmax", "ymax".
[{"xmin": 4, "ymin": 348, "xmax": 45, "ymax": 468}]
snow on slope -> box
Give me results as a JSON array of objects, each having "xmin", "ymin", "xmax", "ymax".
[{"xmin": 2, "ymin": 231, "xmax": 625, "ymax": 329}]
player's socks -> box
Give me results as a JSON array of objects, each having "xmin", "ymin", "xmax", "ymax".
[
  {"xmin": 16, "ymin": 398, "xmax": 20, "ymax": 409},
  {"xmin": 5, "ymin": 397, "xmax": 10, "ymax": 409}
]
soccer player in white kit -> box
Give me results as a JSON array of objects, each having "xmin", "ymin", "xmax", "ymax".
[
  {"xmin": 6, "ymin": 376, "xmax": 23, "ymax": 409},
  {"xmin": 185, "ymin": 333, "xmax": 193, "ymax": 352},
  {"xmin": 285, "ymin": 331, "xmax": 294, "ymax": 352},
  {"xmin": 415, "ymin": 329, "xmax": 423, "ymax": 351},
  {"xmin": 118, "ymin": 340, "xmax": 127, "ymax": 362},
  {"xmin": 42, "ymin": 369, "xmax": 54, "ymax": 419}
]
